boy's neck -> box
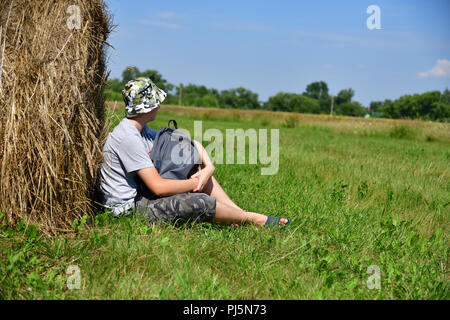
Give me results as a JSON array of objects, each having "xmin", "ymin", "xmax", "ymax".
[
  {"xmin": 126, "ymin": 106, "xmax": 158, "ymax": 132},
  {"xmin": 127, "ymin": 115, "xmax": 149, "ymax": 132}
]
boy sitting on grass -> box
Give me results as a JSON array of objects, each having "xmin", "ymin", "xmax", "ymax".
[{"xmin": 100, "ymin": 77, "xmax": 290, "ymax": 228}]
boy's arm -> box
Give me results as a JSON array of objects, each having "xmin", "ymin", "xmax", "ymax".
[
  {"xmin": 137, "ymin": 167, "xmax": 198, "ymax": 197},
  {"xmin": 137, "ymin": 140, "xmax": 212, "ymax": 196},
  {"xmin": 192, "ymin": 140, "xmax": 215, "ymax": 192},
  {"xmin": 193, "ymin": 140, "xmax": 214, "ymax": 172}
]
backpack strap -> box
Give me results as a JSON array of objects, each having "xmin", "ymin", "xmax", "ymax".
[{"xmin": 168, "ymin": 119, "xmax": 178, "ymax": 129}]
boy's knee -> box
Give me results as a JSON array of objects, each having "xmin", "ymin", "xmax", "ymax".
[{"xmin": 176, "ymin": 193, "xmax": 216, "ymax": 222}]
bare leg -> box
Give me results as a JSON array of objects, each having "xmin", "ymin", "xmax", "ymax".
[
  {"xmin": 213, "ymin": 201, "xmax": 267, "ymax": 226},
  {"xmin": 203, "ymin": 176, "xmax": 289, "ymax": 226},
  {"xmin": 202, "ymin": 176, "xmax": 243, "ymax": 211}
]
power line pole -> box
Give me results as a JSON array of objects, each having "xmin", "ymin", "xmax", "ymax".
[
  {"xmin": 178, "ymin": 83, "xmax": 183, "ymax": 106},
  {"xmin": 330, "ymin": 95, "xmax": 334, "ymax": 116}
]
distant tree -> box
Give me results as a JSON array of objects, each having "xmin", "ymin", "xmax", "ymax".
[
  {"xmin": 441, "ymin": 87, "xmax": 450, "ymax": 103},
  {"xmin": 121, "ymin": 66, "xmax": 141, "ymax": 83},
  {"xmin": 430, "ymin": 101, "xmax": 450, "ymax": 121},
  {"xmin": 429, "ymin": 89, "xmax": 449, "ymax": 121},
  {"xmin": 369, "ymin": 101, "xmax": 383, "ymax": 114},
  {"xmin": 379, "ymin": 99, "xmax": 396, "ymax": 119},
  {"xmin": 266, "ymin": 92, "xmax": 320, "ymax": 113},
  {"xmin": 304, "ymin": 81, "xmax": 330, "ymax": 113},
  {"xmin": 139, "ymin": 69, "xmax": 174, "ymax": 93},
  {"xmin": 202, "ymin": 94, "xmax": 220, "ymax": 108},
  {"xmin": 334, "ymin": 101, "xmax": 366, "ymax": 117},
  {"xmin": 176, "ymin": 84, "xmax": 221, "ymax": 107},
  {"xmin": 105, "ymin": 78, "xmax": 125, "ymax": 101},
  {"xmin": 304, "ymin": 81, "xmax": 329, "ymax": 100},
  {"xmin": 336, "ymin": 88, "xmax": 355, "ymax": 105},
  {"xmin": 378, "ymin": 90, "xmax": 449, "ymax": 121},
  {"xmin": 106, "ymin": 78, "xmax": 124, "ymax": 92},
  {"xmin": 416, "ymin": 91, "xmax": 441, "ymax": 118},
  {"xmin": 219, "ymin": 87, "xmax": 260, "ymax": 109}
]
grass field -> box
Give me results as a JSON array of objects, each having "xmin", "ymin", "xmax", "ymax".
[{"xmin": 1, "ymin": 103, "xmax": 448, "ymax": 299}]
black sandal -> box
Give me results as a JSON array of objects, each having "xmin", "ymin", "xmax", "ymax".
[{"xmin": 264, "ymin": 216, "xmax": 290, "ymax": 228}]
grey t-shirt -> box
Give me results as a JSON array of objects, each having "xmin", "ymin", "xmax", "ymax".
[{"xmin": 100, "ymin": 118, "xmax": 158, "ymax": 216}]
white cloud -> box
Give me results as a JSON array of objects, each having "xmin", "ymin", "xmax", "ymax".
[
  {"xmin": 138, "ymin": 20, "xmax": 182, "ymax": 29},
  {"xmin": 418, "ymin": 59, "xmax": 450, "ymax": 78},
  {"xmin": 154, "ymin": 11, "xmax": 183, "ymax": 20},
  {"xmin": 212, "ymin": 22, "xmax": 279, "ymax": 33},
  {"xmin": 137, "ymin": 11, "xmax": 184, "ymax": 30}
]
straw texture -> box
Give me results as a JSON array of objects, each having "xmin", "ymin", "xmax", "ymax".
[{"xmin": 0, "ymin": 0, "xmax": 111, "ymax": 234}]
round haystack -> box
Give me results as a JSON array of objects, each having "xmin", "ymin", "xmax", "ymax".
[{"xmin": 0, "ymin": 0, "xmax": 111, "ymax": 234}]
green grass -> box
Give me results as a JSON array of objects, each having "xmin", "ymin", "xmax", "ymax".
[{"xmin": 0, "ymin": 105, "xmax": 448, "ymax": 299}]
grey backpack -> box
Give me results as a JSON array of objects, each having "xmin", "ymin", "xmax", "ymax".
[{"xmin": 150, "ymin": 120, "xmax": 201, "ymax": 180}]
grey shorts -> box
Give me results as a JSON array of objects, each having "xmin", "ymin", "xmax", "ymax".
[{"xmin": 134, "ymin": 192, "xmax": 217, "ymax": 225}]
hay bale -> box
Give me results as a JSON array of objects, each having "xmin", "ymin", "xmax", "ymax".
[{"xmin": 0, "ymin": 0, "xmax": 111, "ymax": 234}]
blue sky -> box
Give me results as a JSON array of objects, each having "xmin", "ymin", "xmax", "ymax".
[{"xmin": 105, "ymin": 0, "xmax": 450, "ymax": 106}]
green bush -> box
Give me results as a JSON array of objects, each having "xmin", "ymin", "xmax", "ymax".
[{"xmin": 389, "ymin": 125, "xmax": 418, "ymax": 140}]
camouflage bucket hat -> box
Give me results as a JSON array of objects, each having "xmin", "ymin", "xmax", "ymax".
[{"xmin": 122, "ymin": 77, "xmax": 167, "ymax": 118}]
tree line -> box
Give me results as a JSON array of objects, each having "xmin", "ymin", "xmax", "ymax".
[
  {"xmin": 370, "ymin": 89, "xmax": 450, "ymax": 122},
  {"xmin": 105, "ymin": 67, "xmax": 449, "ymax": 121}
]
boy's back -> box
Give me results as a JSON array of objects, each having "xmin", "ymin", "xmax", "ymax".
[{"xmin": 100, "ymin": 118, "xmax": 158, "ymax": 215}]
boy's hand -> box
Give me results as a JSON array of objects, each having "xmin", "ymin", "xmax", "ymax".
[
  {"xmin": 191, "ymin": 165, "xmax": 214, "ymax": 192},
  {"xmin": 189, "ymin": 175, "xmax": 200, "ymax": 191}
]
